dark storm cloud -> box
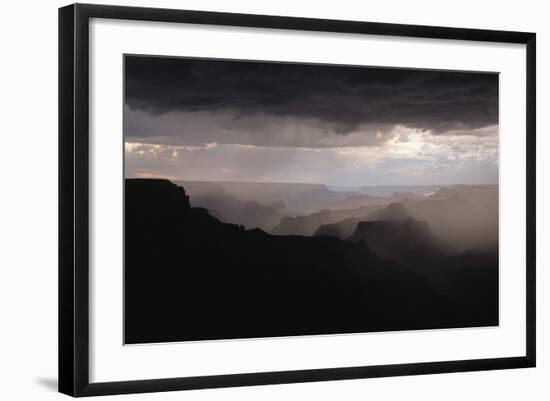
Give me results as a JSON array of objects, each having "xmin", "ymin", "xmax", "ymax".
[{"xmin": 125, "ymin": 55, "xmax": 498, "ymax": 139}]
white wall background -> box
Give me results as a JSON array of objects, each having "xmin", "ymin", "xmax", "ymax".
[{"xmin": 0, "ymin": 0, "xmax": 547, "ymax": 399}]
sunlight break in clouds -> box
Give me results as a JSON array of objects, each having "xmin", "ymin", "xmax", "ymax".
[
  {"xmin": 125, "ymin": 123, "xmax": 498, "ymax": 186},
  {"xmin": 124, "ymin": 56, "xmax": 498, "ymax": 186}
]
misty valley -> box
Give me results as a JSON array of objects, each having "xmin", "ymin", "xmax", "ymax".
[
  {"xmin": 125, "ymin": 178, "xmax": 498, "ymax": 344},
  {"xmin": 122, "ymin": 55, "xmax": 501, "ymax": 344}
]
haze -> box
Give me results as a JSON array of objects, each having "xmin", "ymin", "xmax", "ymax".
[
  {"xmin": 123, "ymin": 55, "xmax": 499, "ymax": 251},
  {"xmin": 123, "ymin": 56, "xmax": 500, "ymax": 341}
]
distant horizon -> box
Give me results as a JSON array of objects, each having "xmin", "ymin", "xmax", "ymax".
[{"xmin": 125, "ymin": 174, "xmax": 497, "ymax": 189}]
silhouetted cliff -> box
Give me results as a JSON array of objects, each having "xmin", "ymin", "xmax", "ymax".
[
  {"xmin": 125, "ymin": 179, "xmax": 498, "ymax": 344},
  {"xmin": 314, "ymin": 202, "xmax": 410, "ymax": 239},
  {"xmin": 347, "ymin": 217, "xmax": 455, "ymax": 268},
  {"xmin": 271, "ymin": 205, "xmax": 383, "ymax": 236}
]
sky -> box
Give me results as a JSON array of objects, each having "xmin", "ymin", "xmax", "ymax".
[{"xmin": 124, "ymin": 55, "xmax": 499, "ymax": 186}]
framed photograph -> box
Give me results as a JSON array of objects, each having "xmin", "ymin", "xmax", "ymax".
[{"xmin": 59, "ymin": 3, "xmax": 536, "ymax": 397}]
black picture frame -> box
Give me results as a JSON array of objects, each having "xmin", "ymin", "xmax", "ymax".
[{"xmin": 59, "ymin": 3, "xmax": 536, "ymax": 397}]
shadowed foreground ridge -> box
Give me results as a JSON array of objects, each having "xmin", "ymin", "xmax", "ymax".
[{"xmin": 125, "ymin": 179, "xmax": 498, "ymax": 344}]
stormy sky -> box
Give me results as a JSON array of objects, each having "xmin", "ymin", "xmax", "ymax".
[{"xmin": 124, "ymin": 55, "xmax": 499, "ymax": 186}]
